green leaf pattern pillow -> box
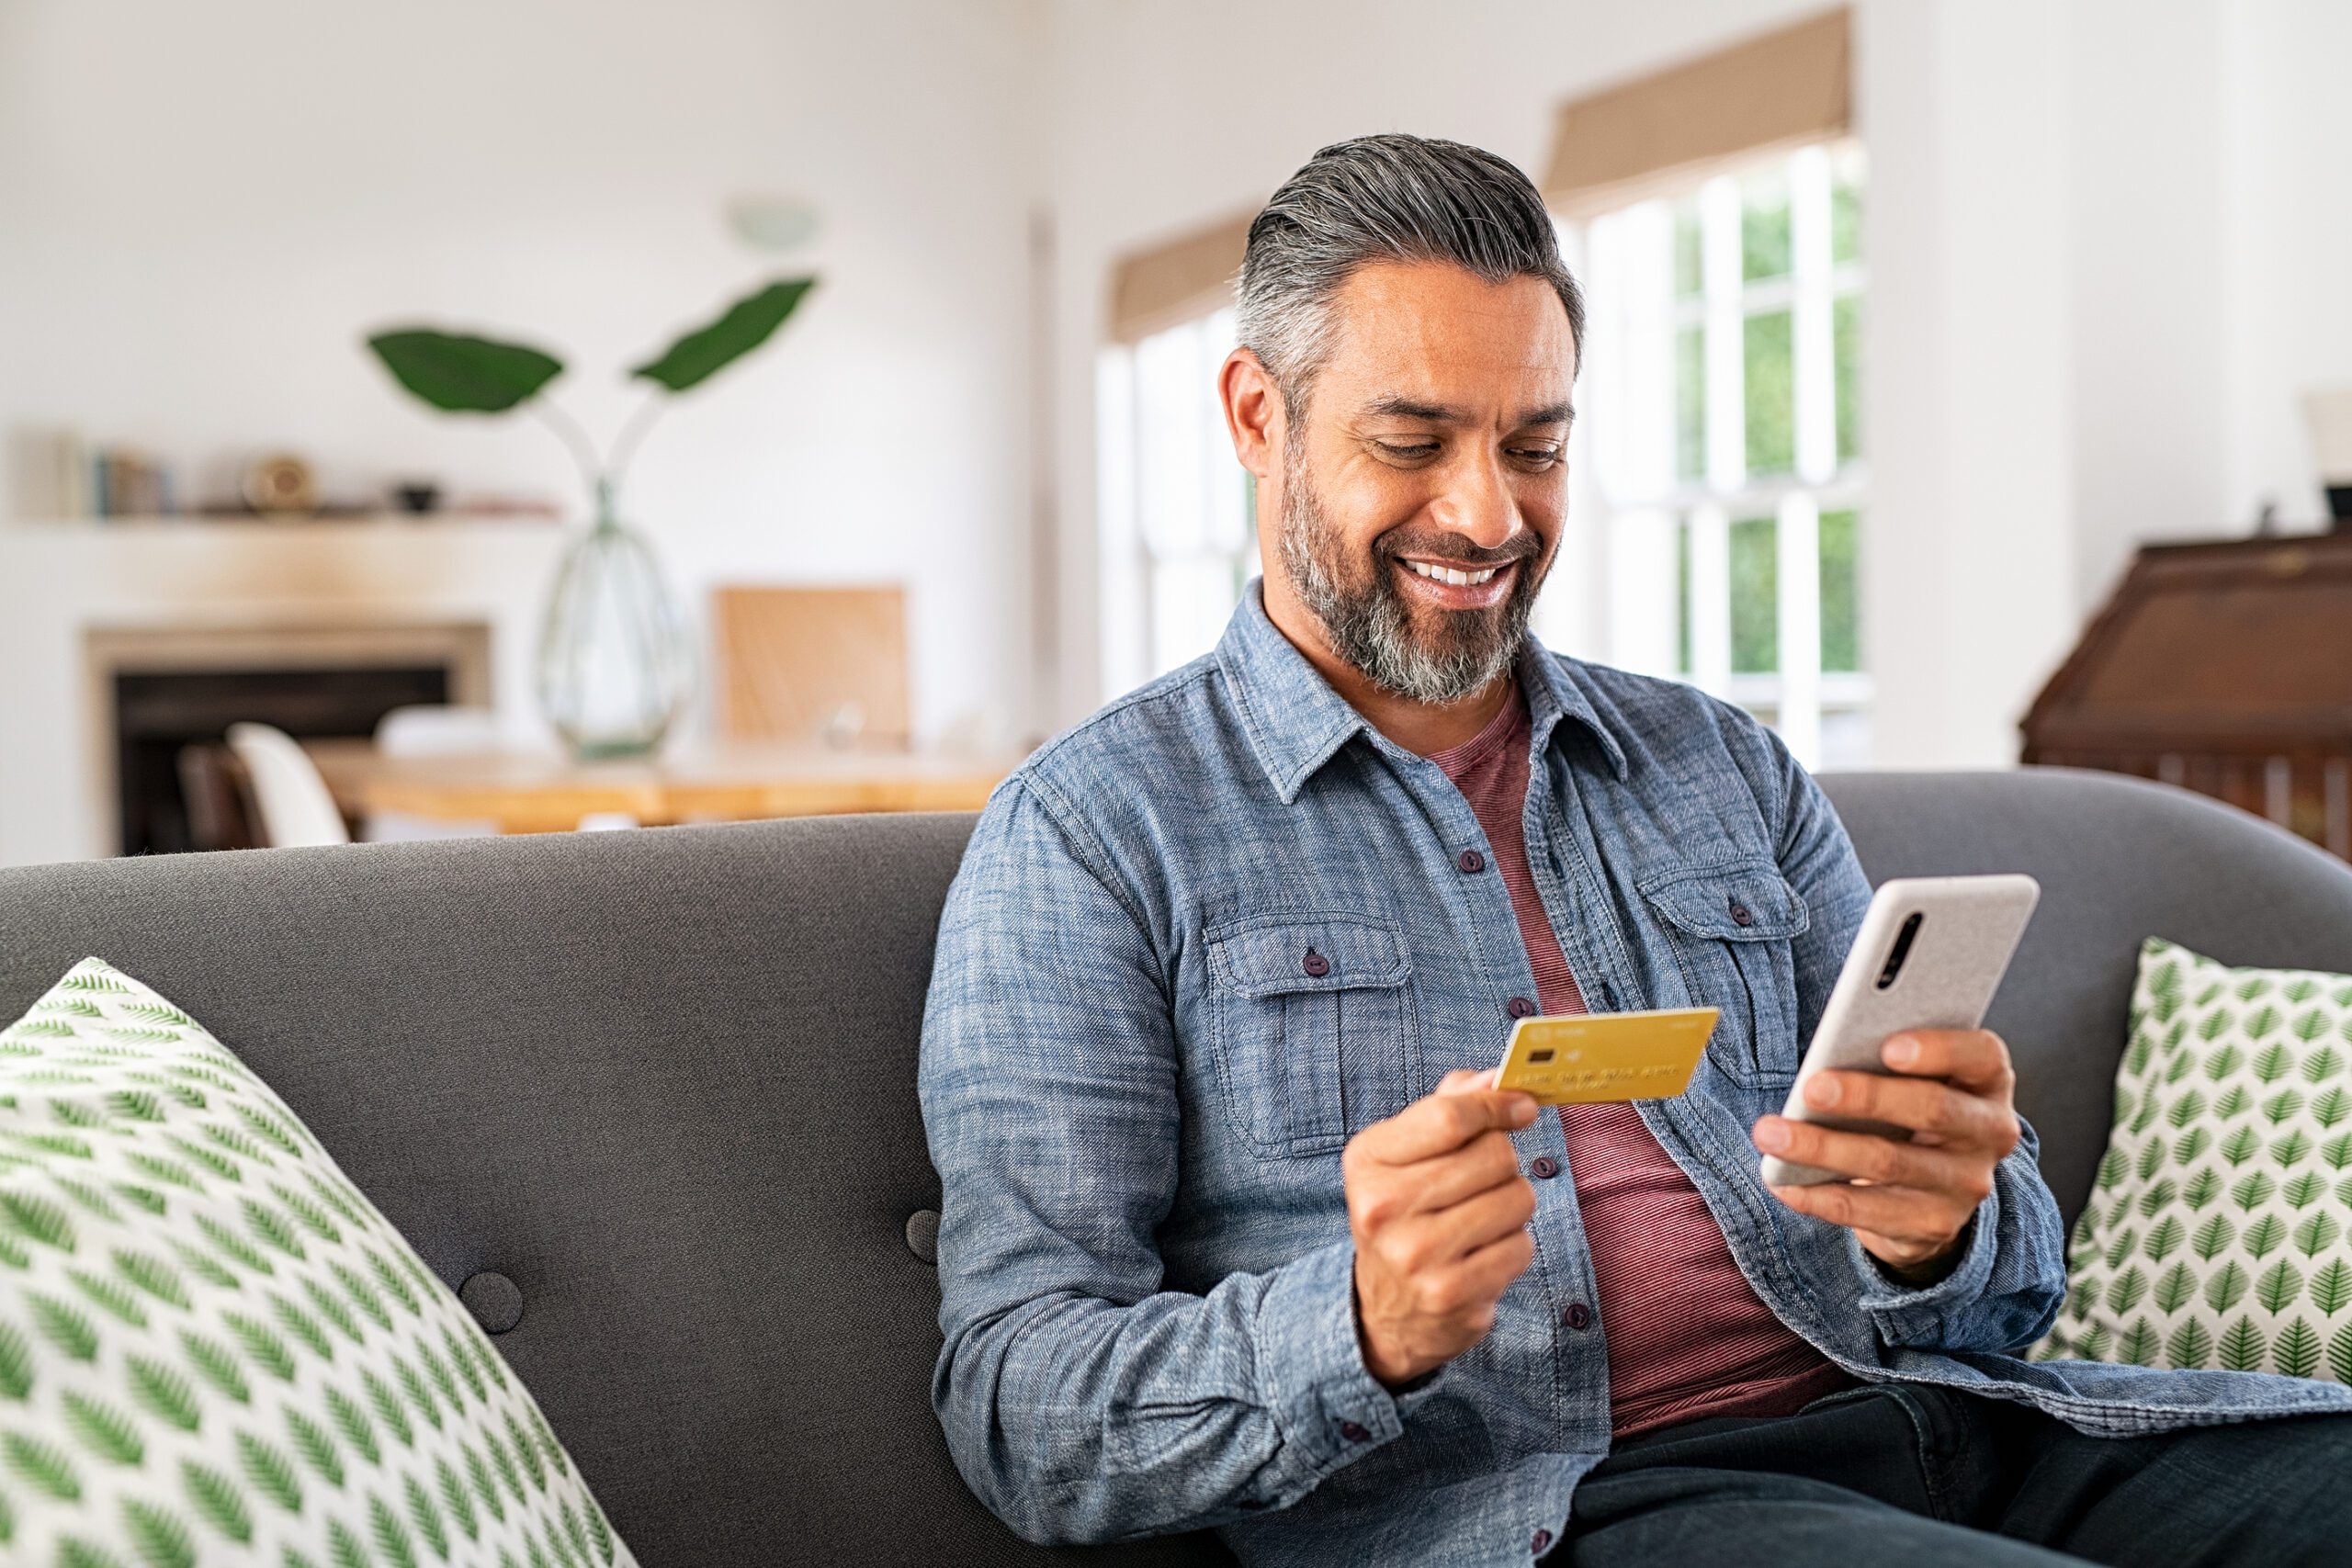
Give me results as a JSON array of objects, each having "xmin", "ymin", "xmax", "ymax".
[
  {"xmin": 2037, "ymin": 938, "xmax": 2352, "ymax": 1381},
  {"xmin": 0, "ymin": 958, "xmax": 636, "ymax": 1567}
]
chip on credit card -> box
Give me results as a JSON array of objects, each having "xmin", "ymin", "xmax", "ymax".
[{"xmin": 1491, "ymin": 1007, "xmax": 1719, "ymax": 1104}]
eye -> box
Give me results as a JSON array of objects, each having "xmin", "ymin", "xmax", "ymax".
[
  {"xmin": 1374, "ymin": 440, "xmax": 1442, "ymax": 460},
  {"xmin": 1510, "ymin": 446, "xmax": 1565, "ymax": 468}
]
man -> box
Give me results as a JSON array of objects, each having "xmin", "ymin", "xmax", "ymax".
[{"xmin": 919, "ymin": 135, "xmax": 2352, "ymax": 1567}]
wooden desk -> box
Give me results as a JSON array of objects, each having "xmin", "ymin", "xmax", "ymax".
[{"xmin": 309, "ymin": 739, "xmax": 1017, "ymax": 835}]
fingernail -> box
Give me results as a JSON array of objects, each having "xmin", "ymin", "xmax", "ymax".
[
  {"xmin": 1804, "ymin": 1075, "xmax": 1841, "ymax": 1109},
  {"xmin": 1754, "ymin": 1118, "xmax": 1790, "ymax": 1152},
  {"xmin": 1508, "ymin": 1097, "xmax": 1539, "ymax": 1127},
  {"xmin": 1887, "ymin": 1035, "xmax": 1922, "ymax": 1067}
]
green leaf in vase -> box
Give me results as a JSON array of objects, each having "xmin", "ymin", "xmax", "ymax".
[
  {"xmin": 630, "ymin": 277, "xmax": 816, "ymax": 393},
  {"xmin": 367, "ymin": 330, "xmax": 564, "ymax": 413}
]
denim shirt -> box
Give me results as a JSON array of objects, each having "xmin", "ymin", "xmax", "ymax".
[{"xmin": 919, "ymin": 584, "xmax": 2352, "ymax": 1568}]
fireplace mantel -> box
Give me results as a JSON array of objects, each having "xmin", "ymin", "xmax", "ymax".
[{"xmin": 0, "ymin": 518, "xmax": 569, "ymax": 864}]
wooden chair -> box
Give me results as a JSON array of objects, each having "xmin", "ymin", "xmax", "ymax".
[{"xmin": 711, "ymin": 586, "xmax": 910, "ymax": 749}]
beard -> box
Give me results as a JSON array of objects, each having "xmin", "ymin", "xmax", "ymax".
[{"xmin": 1275, "ymin": 447, "xmax": 1545, "ymax": 705}]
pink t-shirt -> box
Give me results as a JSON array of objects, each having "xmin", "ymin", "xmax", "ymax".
[{"xmin": 1429, "ymin": 685, "xmax": 1850, "ymax": 1438}]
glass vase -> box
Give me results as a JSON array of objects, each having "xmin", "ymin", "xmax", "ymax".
[{"xmin": 535, "ymin": 482, "xmax": 693, "ymax": 760}]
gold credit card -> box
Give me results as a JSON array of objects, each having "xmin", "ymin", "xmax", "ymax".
[{"xmin": 1492, "ymin": 1008, "xmax": 1719, "ymax": 1104}]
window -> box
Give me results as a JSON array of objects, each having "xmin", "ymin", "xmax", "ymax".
[
  {"xmin": 1096, "ymin": 306, "xmax": 1255, "ymax": 697},
  {"xmin": 1574, "ymin": 141, "xmax": 1869, "ymax": 767}
]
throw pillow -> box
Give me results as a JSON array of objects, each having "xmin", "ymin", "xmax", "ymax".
[
  {"xmin": 0, "ymin": 957, "xmax": 637, "ymax": 1567},
  {"xmin": 2036, "ymin": 937, "xmax": 2352, "ymax": 1381}
]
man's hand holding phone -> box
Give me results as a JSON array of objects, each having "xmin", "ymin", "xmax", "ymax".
[
  {"xmin": 1751, "ymin": 1028, "xmax": 2022, "ymax": 1281},
  {"xmin": 1345, "ymin": 1069, "xmax": 1538, "ymax": 1389}
]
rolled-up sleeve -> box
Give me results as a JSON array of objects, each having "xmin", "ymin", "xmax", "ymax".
[
  {"xmin": 1771, "ymin": 747, "xmax": 2068, "ymax": 1357},
  {"xmin": 918, "ymin": 777, "xmax": 1399, "ymax": 1546}
]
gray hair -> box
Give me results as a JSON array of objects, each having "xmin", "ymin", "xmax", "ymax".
[{"xmin": 1236, "ymin": 133, "xmax": 1586, "ymax": 416}]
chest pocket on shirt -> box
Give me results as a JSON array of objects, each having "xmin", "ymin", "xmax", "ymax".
[
  {"xmin": 1638, "ymin": 861, "xmax": 1809, "ymax": 1088},
  {"xmin": 1204, "ymin": 914, "xmax": 1417, "ymax": 1159}
]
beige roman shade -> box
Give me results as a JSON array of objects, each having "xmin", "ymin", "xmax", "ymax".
[
  {"xmin": 1107, "ymin": 209, "xmax": 1256, "ymax": 344},
  {"xmin": 1543, "ymin": 7, "xmax": 1850, "ymax": 216}
]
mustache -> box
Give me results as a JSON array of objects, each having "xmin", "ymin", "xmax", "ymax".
[{"xmin": 1374, "ymin": 533, "xmax": 1541, "ymax": 569}]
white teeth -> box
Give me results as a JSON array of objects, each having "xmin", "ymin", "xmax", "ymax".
[{"xmin": 1405, "ymin": 559, "xmax": 1499, "ymax": 587}]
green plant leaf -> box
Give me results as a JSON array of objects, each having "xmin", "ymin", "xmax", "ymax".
[
  {"xmin": 2284, "ymin": 1170, "xmax": 2328, "ymax": 1210},
  {"xmin": 126, "ymin": 1355, "xmax": 200, "ymax": 1432},
  {"xmin": 2221, "ymin": 1314, "xmax": 2267, "ymax": 1370},
  {"xmin": 2154, "ymin": 1260, "xmax": 2198, "ymax": 1313},
  {"xmin": 178, "ymin": 1328, "xmax": 250, "ymax": 1404},
  {"xmin": 465, "ymin": 1441, "xmax": 506, "ymax": 1524},
  {"xmin": 1, "ymin": 1191, "xmax": 76, "ymax": 1253},
  {"xmin": 372, "ymin": 1492, "xmax": 420, "ymax": 1568},
  {"xmin": 367, "ymin": 330, "xmax": 563, "ymax": 413},
  {"xmin": 2165, "ymin": 1315, "xmax": 2213, "ymax": 1367},
  {"xmin": 62, "ymin": 1393, "xmax": 141, "ymax": 1465},
  {"xmin": 270, "ymin": 1292, "xmax": 334, "ymax": 1363},
  {"xmin": 235, "ymin": 1432, "xmax": 302, "ymax": 1515},
  {"xmin": 2233, "ymin": 1169, "xmax": 2276, "ymax": 1211},
  {"xmin": 56, "ymin": 1539, "xmax": 125, "ymax": 1568},
  {"xmin": 113, "ymin": 1249, "xmax": 190, "ymax": 1311},
  {"xmin": 69, "ymin": 1268, "xmax": 147, "ymax": 1328},
  {"xmin": 0, "ymin": 1320, "xmax": 29, "ymax": 1399},
  {"xmin": 30, "ymin": 1293, "xmax": 98, "ymax": 1360},
  {"xmin": 2331, "ymin": 1318, "xmax": 2352, "ymax": 1382},
  {"xmin": 2206, "ymin": 1259, "xmax": 2249, "ymax": 1313},
  {"xmin": 364, "ymin": 1368, "xmax": 415, "ymax": 1449},
  {"xmin": 2258, "ymin": 1258, "xmax": 2305, "ymax": 1312},
  {"xmin": 221, "ymin": 1311, "xmax": 296, "ymax": 1382},
  {"xmin": 285, "ymin": 1406, "xmax": 344, "ymax": 1489},
  {"xmin": 2118, "ymin": 1315, "xmax": 2161, "ymax": 1365},
  {"xmin": 2167, "ymin": 1089, "xmax": 2208, "ymax": 1128},
  {"xmin": 182, "ymin": 1457, "xmax": 253, "ymax": 1543},
  {"xmin": 406, "ymin": 1472, "xmax": 450, "ymax": 1558},
  {"xmin": 329, "ymin": 1518, "xmax": 369, "ymax": 1568},
  {"xmin": 2245, "ymin": 1213, "xmax": 2288, "ymax": 1258},
  {"xmin": 122, "ymin": 1498, "xmax": 196, "ymax": 1568},
  {"xmin": 2315, "ymin": 1258, "xmax": 2352, "ymax": 1315},
  {"xmin": 4, "ymin": 1430, "xmax": 81, "ymax": 1499},
  {"xmin": 2183, "ymin": 1168, "xmax": 2224, "ymax": 1211},
  {"xmin": 2278, "ymin": 1315, "xmax": 2323, "ymax": 1377},
  {"xmin": 325, "ymin": 1387, "xmax": 380, "ymax": 1467},
  {"xmin": 2295, "ymin": 1211, "xmax": 2341, "ymax": 1258},
  {"xmin": 630, "ymin": 276, "xmax": 816, "ymax": 393}
]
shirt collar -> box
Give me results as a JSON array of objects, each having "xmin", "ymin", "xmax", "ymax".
[{"xmin": 1215, "ymin": 579, "xmax": 1630, "ymax": 805}]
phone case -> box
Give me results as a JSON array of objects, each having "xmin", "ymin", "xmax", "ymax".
[{"xmin": 1758, "ymin": 874, "xmax": 2041, "ymax": 1187}]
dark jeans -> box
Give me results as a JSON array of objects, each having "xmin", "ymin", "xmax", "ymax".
[{"xmin": 1552, "ymin": 1384, "xmax": 2352, "ymax": 1567}]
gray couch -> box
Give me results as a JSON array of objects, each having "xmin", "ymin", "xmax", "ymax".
[{"xmin": 5, "ymin": 768, "xmax": 2352, "ymax": 1566}]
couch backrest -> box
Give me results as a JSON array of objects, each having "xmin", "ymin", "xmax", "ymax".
[
  {"xmin": 5, "ymin": 769, "xmax": 2351, "ymax": 1564},
  {"xmin": 0, "ymin": 814, "xmax": 1213, "ymax": 1568}
]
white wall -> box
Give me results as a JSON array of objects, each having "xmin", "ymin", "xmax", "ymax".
[
  {"xmin": 2224, "ymin": 0, "xmax": 2352, "ymax": 530},
  {"xmin": 0, "ymin": 0, "xmax": 1039, "ymax": 765}
]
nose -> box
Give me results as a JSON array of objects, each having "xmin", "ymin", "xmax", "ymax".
[{"xmin": 1425, "ymin": 446, "xmax": 1523, "ymax": 552}]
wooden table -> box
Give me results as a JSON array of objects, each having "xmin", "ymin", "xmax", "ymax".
[{"xmin": 307, "ymin": 739, "xmax": 1019, "ymax": 835}]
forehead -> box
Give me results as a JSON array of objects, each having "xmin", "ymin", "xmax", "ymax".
[{"xmin": 1317, "ymin": 260, "xmax": 1577, "ymax": 414}]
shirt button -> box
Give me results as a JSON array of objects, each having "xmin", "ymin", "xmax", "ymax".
[
  {"xmin": 1530, "ymin": 1156, "xmax": 1561, "ymax": 1179},
  {"xmin": 1564, "ymin": 1301, "xmax": 1594, "ymax": 1331},
  {"xmin": 1728, "ymin": 899, "xmax": 1754, "ymax": 927},
  {"xmin": 1507, "ymin": 996, "xmax": 1536, "ymax": 1020},
  {"xmin": 1301, "ymin": 950, "xmax": 1329, "ymax": 978},
  {"xmin": 1339, "ymin": 1420, "xmax": 1370, "ymax": 1443},
  {"xmin": 1531, "ymin": 1528, "xmax": 1554, "ymax": 1555},
  {"xmin": 1457, "ymin": 849, "xmax": 1486, "ymax": 874}
]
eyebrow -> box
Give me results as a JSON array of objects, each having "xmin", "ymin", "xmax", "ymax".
[{"xmin": 1363, "ymin": 395, "xmax": 1576, "ymax": 428}]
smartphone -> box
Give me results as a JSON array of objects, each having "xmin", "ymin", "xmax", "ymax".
[{"xmin": 1758, "ymin": 874, "xmax": 2041, "ymax": 1188}]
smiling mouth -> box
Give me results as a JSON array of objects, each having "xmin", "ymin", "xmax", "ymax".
[{"xmin": 1401, "ymin": 558, "xmax": 1508, "ymax": 587}]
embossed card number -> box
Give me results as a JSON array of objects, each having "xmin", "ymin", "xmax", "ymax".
[{"xmin": 1492, "ymin": 1008, "xmax": 1720, "ymax": 1104}]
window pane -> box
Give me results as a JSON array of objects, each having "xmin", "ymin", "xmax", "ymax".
[
  {"xmin": 1675, "ymin": 324, "xmax": 1706, "ymax": 483},
  {"xmin": 1675, "ymin": 517, "xmax": 1692, "ymax": 675},
  {"xmin": 1729, "ymin": 515, "xmax": 1778, "ymax": 673},
  {"xmin": 1819, "ymin": 509, "xmax": 1860, "ymax": 673},
  {"xmin": 1831, "ymin": 151, "xmax": 1864, "ymax": 265},
  {"xmin": 1834, "ymin": 293, "xmax": 1862, "ymax": 465},
  {"xmin": 1674, "ymin": 197, "xmax": 1703, "ymax": 298},
  {"xmin": 1744, "ymin": 310, "xmax": 1794, "ymax": 476},
  {"xmin": 1741, "ymin": 172, "xmax": 1791, "ymax": 282}
]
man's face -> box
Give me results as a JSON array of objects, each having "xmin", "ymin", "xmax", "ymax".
[{"xmin": 1266, "ymin": 261, "xmax": 1576, "ymax": 705}]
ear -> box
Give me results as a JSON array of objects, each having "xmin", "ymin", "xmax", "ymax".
[{"xmin": 1219, "ymin": 347, "xmax": 1283, "ymax": 480}]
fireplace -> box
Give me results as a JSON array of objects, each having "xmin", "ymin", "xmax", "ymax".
[{"xmin": 86, "ymin": 623, "xmax": 493, "ymax": 855}]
